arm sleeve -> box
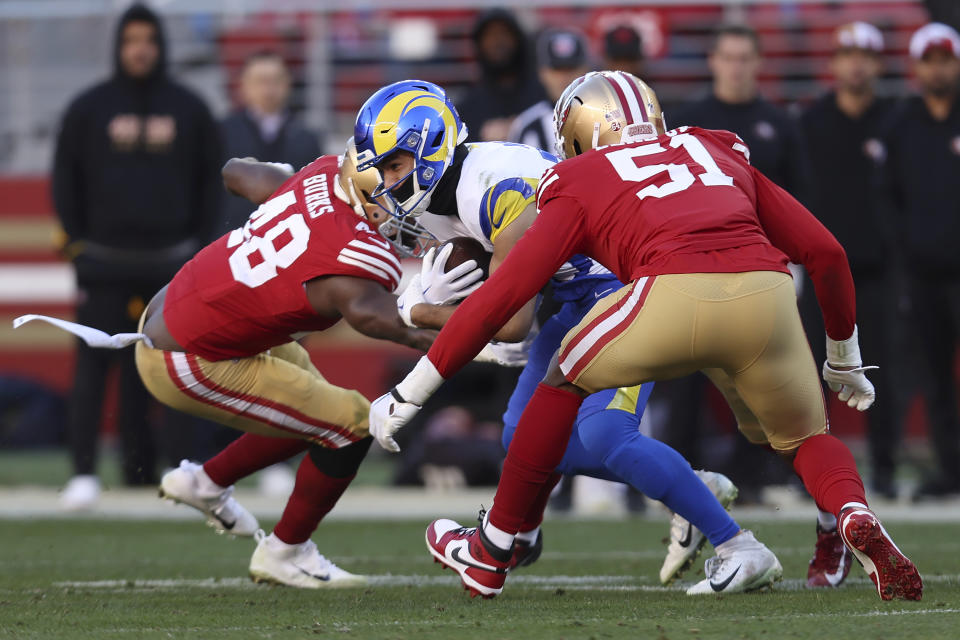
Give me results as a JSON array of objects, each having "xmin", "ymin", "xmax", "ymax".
[
  {"xmin": 327, "ymin": 227, "xmax": 402, "ymax": 293},
  {"xmin": 752, "ymin": 166, "xmax": 856, "ymax": 340},
  {"xmin": 51, "ymin": 103, "xmax": 85, "ymax": 240},
  {"xmin": 427, "ymin": 196, "xmax": 586, "ymax": 378}
]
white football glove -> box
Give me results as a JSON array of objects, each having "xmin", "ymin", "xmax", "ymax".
[
  {"xmin": 473, "ymin": 340, "xmax": 530, "ymax": 368},
  {"xmin": 822, "ymin": 363, "xmax": 878, "ymax": 411},
  {"xmin": 420, "ymin": 244, "xmax": 484, "ymax": 305},
  {"xmin": 396, "ymin": 274, "xmax": 425, "ymax": 327},
  {"xmin": 369, "ymin": 390, "xmax": 422, "ymax": 453},
  {"xmin": 822, "ymin": 325, "xmax": 877, "ymax": 412},
  {"xmin": 368, "ymin": 356, "xmax": 445, "ymax": 452}
]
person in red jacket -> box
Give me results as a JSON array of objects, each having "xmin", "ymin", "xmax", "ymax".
[{"xmin": 369, "ymin": 71, "xmax": 923, "ymax": 602}]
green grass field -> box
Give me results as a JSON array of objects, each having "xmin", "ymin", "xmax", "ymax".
[{"xmin": 1, "ymin": 517, "xmax": 957, "ymax": 639}]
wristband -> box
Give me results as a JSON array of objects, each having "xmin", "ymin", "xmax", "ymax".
[
  {"xmin": 394, "ymin": 355, "xmax": 445, "ymax": 406},
  {"xmin": 825, "ymin": 325, "xmax": 862, "ymax": 367}
]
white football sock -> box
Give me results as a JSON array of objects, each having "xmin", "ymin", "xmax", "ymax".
[
  {"xmin": 482, "ymin": 512, "xmax": 515, "ymax": 551},
  {"xmin": 840, "ymin": 501, "xmax": 868, "ymax": 513},
  {"xmin": 817, "ymin": 509, "xmax": 838, "ymax": 531},
  {"xmin": 515, "ymin": 526, "xmax": 540, "ymax": 545}
]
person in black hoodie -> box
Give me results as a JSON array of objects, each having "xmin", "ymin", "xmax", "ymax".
[
  {"xmin": 52, "ymin": 3, "xmax": 222, "ymax": 509},
  {"xmin": 456, "ymin": 8, "xmax": 546, "ymax": 142}
]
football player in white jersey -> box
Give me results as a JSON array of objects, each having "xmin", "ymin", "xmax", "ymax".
[{"xmin": 353, "ymin": 79, "xmax": 781, "ymax": 593}]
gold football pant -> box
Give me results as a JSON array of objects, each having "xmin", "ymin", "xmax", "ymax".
[
  {"xmin": 559, "ymin": 271, "xmax": 827, "ymax": 452},
  {"xmin": 134, "ymin": 337, "xmax": 370, "ymax": 449}
]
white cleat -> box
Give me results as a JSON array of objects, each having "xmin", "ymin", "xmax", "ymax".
[
  {"xmin": 660, "ymin": 470, "xmax": 739, "ymax": 584},
  {"xmin": 249, "ymin": 531, "xmax": 368, "ymax": 589},
  {"xmin": 159, "ymin": 460, "xmax": 259, "ymax": 537},
  {"xmin": 686, "ymin": 530, "xmax": 783, "ymax": 595},
  {"xmin": 60, "ymin": 475, "xmax": 101, "ymax": 511}
]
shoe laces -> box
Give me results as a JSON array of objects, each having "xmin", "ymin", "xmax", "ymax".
[
  {"xmin": 210, "ymin": 485, "xmax": 235, "ymax": 514},
  {"xmin": 703, "ymin": 555, "xmax": 726, "ymax": 579},
  {"xmin": 296, "ymin": 540, "xmax": 338, "ymax": 573}
]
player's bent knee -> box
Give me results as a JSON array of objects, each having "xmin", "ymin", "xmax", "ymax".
[
  {"xmin": 332, "ymin": 388, "xmax": 372, "ymax": 435},
  {"xmin": 602, "ymin": 433, "xmax": 680, "ymax": 500},
  {"xmin": 541, "ymin": 357, "xmax": 588, "ymax": 397},
  {"xmin": 308, "ymin": 437, "xmax": 373, "ymax": 478}
]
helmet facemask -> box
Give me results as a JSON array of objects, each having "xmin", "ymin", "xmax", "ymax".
[
  {"xmin": 337, "ymin": 138, "xmax": 438, "ymax": 259},
  {"xmin": 353, "ymin": 80, "xmax": 467, "ymax": 220},
  {"xmin": 376, "ymin": 215, "xmax": 437, "ymax": 259}
]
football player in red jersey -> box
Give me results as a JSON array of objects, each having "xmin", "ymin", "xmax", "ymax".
[
  {"xmin": 369, "ymin": 71, "xmax": 923, "ymax": 601},
  {"xmin": 135, "ymin": 142, "xmax": 480, "ymax": 587}
]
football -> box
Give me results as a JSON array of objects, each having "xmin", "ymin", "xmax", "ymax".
[{"xmin": 439, "ymin": 236, "xmax": 491, "ymax": 279}]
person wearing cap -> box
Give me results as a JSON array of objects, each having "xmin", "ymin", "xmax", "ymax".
[
  {"xmin": 603, "ymin": 24, "xmax": 644, "ymax": 77},
  {"xmin": 800, "ymin": 23, "xmax": 901, "ymax": 500},
  {"xmin": 508, "ymin": 27, "xmax": 591, "ymax": 152},
  {"xmin": 665, "ymin": 23, "xmax": 811, "ymax": 505},
  {"xmin": 877, "ymin": 22, "xmax": 960, "ymax": 500}
]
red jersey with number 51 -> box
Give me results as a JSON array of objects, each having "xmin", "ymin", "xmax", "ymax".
[
  {"xmin": 426, "ymin": 126, "xmax": 857, "ymax": 377},
  {"xmin": 163, "ymin": 155, "xmax": 402, "ymax": 362}
]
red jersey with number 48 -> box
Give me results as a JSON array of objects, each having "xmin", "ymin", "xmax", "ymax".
[
  {"xmin": 163, "ymin": 155, "xmax": 402, "ymax": 362},
  {"xmin": 427, "ymin": 127, "xmax": 856, "ymax": 377}
]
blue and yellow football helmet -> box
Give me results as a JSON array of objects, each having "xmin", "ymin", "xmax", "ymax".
[{"xmin": 354, "ymin": 79, "xmax": 468, "ymax": 219}]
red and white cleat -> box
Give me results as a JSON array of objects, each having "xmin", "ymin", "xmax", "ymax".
[
  {"xmin": 425, "ymin": 518, "xmax": 511, "ymax": 598},
  {"xmin": 838, "ymin": 506, "xmax": 923, "ymax": 601},
  {"xmin": 807, "ymin": 523, "xmax": 853, "ymax": 588}
]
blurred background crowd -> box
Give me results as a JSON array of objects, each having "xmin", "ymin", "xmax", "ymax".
[{"xmin": 1, "ymin": 0, "xmax": 959, "ymax": 512}]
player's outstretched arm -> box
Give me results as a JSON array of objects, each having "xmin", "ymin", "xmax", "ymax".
[
  {"xmin": 306, "ymin": 275, "xmax": 437, "ymax": 352},
  {"xmin": 221, "ymin": 157, "xmax": 295, "ymax": 205},
  {"xmin": 752, "ymin": 166, "xmax": 855, "ymax": 340}
]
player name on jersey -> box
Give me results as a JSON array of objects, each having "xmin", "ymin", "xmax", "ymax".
[{"xmin": 303, "ymin": 173, "xmax": 334, "ymax": 218}]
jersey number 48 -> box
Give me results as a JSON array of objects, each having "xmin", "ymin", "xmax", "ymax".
[{"xmin": 227, "ymin": 190, "xmax": 310, "ymax": 288}]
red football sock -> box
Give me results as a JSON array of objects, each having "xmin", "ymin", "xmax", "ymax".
[
  {"xmin": 519, "ymin": 471, "xmax": 563, "ymax": 532},
  {"xmin": 203, "ymin": 433, "xmax": 309, "ymax": 487},
  {"xmin": 792, "ymin": 433, "xmax": 867, "ymax": 517},
  {"xmin": 488, "ymin": 384, "xmax": 583, "ymax": 535},
  {"xmin": 273, "ymin": 454, "xmax": 354, "ymax": 545}
]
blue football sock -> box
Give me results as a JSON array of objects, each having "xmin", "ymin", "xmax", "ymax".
[{"xmin": 578, "ymin": 409, "xmax": 740, "ymax": 547}]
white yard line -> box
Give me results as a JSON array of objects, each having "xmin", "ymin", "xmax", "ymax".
[
  {"xmin": 49, "ymin": 573, "xmax": 960, "ymax": 593},
  {"xmin": 3, "ymin": 485, "xmax": 959, "ymax": 521}
]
